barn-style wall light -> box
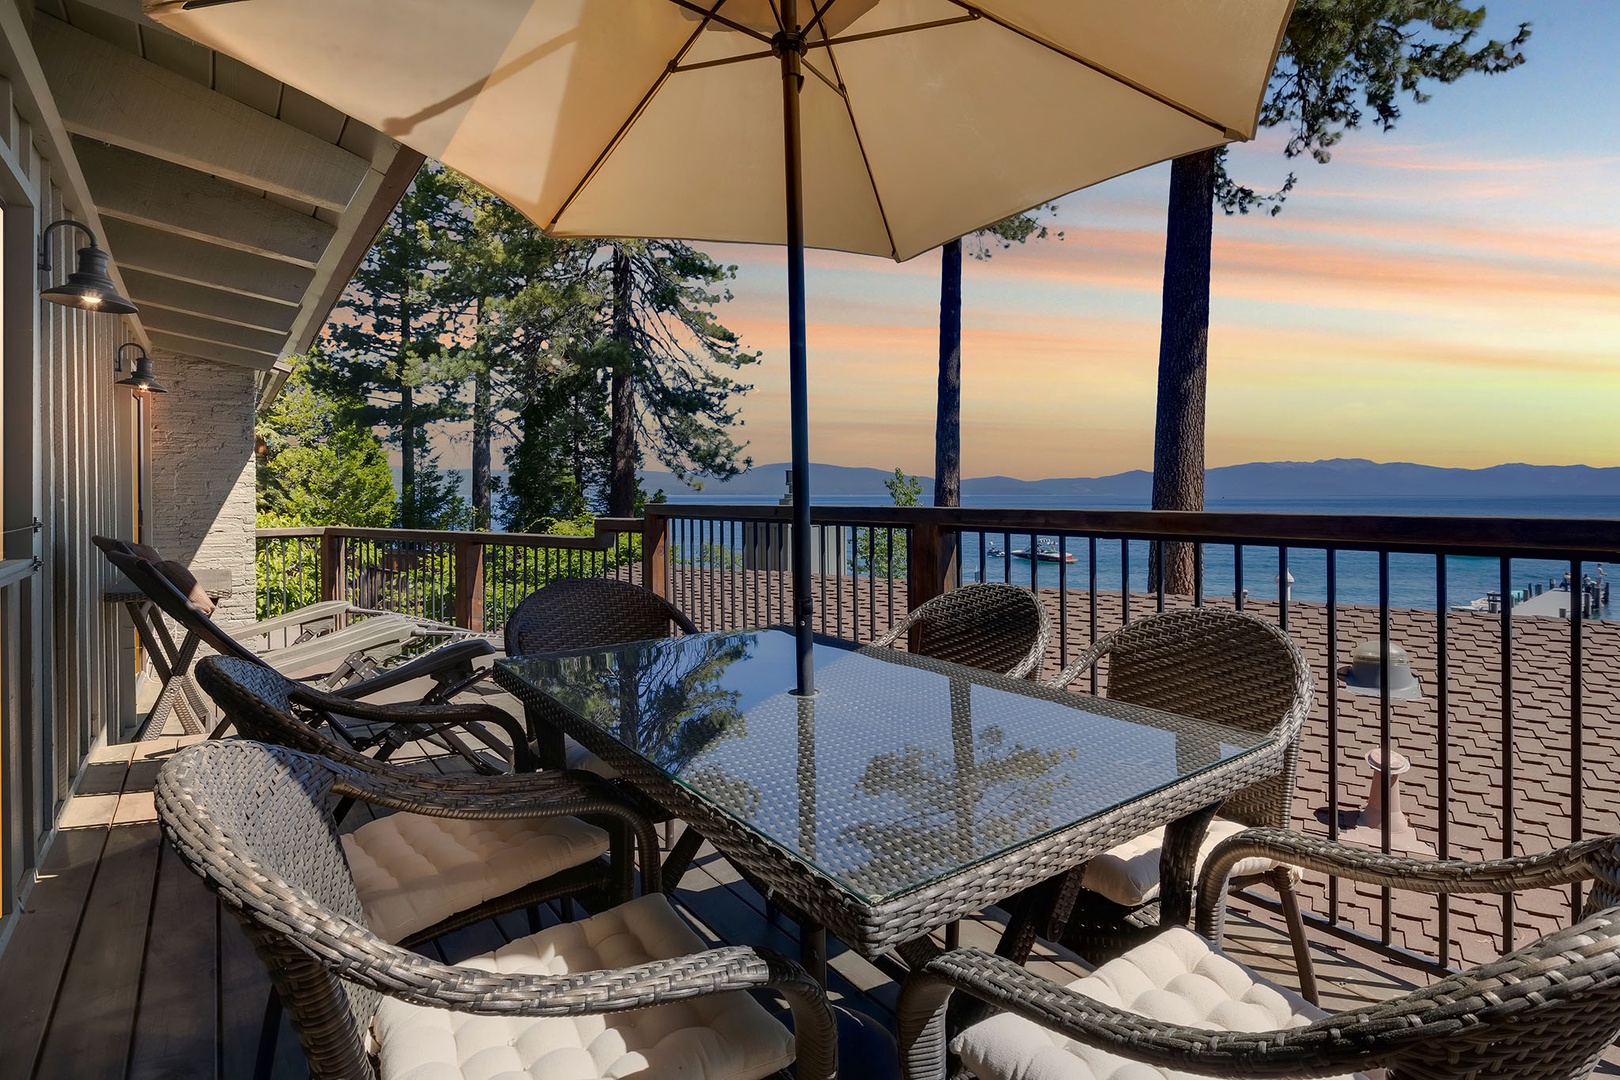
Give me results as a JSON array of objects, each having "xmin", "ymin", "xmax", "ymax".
[
  {"xmin": 114, "ymin": 343, "xmax": 167, "ymax": 394},
  {"xmin": 39, "ymin": 219, "xmax": 138, "ymax": 314}
]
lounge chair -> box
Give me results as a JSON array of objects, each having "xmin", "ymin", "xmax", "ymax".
[
  {"xmin": 98, "ymin": 540, "xmax": 493, "ymax": 739},
  {"xmin": 901, "ymin": 829, "xmax": 1620, "ymax": 1080},
  {"xmin": 155, "ymin": 739, "xmax": 836, "ymax": 1080}
]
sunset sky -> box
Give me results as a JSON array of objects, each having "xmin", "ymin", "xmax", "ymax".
[{"xmin": 680, "ymin": 0, "xmax": 1620, "ymax": 480}]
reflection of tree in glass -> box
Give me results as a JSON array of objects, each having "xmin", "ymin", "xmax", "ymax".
[
  {"xmin": 842, "ymin": 726, "xmax": 1073, "ymax": 894},
  {"xmin": 562, "ymin": 635, "xmax": 762, "ymax": 813}
]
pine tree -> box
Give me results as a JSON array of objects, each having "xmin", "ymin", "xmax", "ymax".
[
  {"xmin": 934, "ymin": 209, "xmax": 1060, "ymax": 508},
  {"xmin": 317, "ymin": 163, "xmax": 467, "ymax": 529},
  {"xmin": 591, "ymin": 240, "xmax": 758, "ymax": 517},
  {"xmin": 256, "ymin": 353, "xmax": 395, "ymax": 528},
  {"xmin": 1150, "ymin": 1, "xmax": 1529, "ymax": 591}
]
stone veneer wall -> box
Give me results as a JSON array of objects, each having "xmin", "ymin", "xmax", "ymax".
[{"xmin": 145, "ymin": 353, "xmax": 259, "ymax": 632}]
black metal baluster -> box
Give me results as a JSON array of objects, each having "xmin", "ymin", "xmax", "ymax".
[
  {"xmin": 1378, "ymin": 549, "xmax": 1392, "ymax": 946},
  {"xmin": 1120, "ymin": 539, "xmax": 1130, "ymax": 626},
  {"xmin": 1326, "ymin": 549, "xmax": 1339, "ymax": 924},
  {"xmin": 1193, "ymin": 543, "xmax": 1204, "ymax": 607},
  {"xmin": 1088, "ymin": 538, "xmax": 1099, "ymax": 695},
  {"xmin": 1234, "ymin": 545, "xmax": 1245, "ymax": 611},
  {"xmin": 1437, "ymin": 555, "xmax": 1451, "ymax": 967},
  {"xmin": 1058, "ymin": 536, "xmax": 1069, "ymax": 669},
  {"xmin": 1500, "ymin": 556, "xmax": 1514, "ymax": 953},
  {"xmin": 1278, "ymin": 546, "xmax": 1289, "ymax": 632},
  {"xmin": 1571, "ymin": 557, "xmax": 1585, "ymax": 919}
]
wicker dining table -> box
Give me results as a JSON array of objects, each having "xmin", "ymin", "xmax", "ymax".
[{"xmin": 494, "ymin": 627, "xmax": 1287, "ymax": 984}]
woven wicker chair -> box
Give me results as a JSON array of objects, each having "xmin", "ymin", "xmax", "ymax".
[
  {"xmin": 1043, "ymin": 607, "xmax": 1316, "ymax": 997},
  {"xmin": 901, "ymin": 828, "xmax": 1620, "ymax": 1080},
  {"xmin": 156, "ymin": 739, "xmax": 836, "ymax": 1080},
  {"xmin": 502, "ymin": 578, "xmax": 698, "ymax": 773},
  {"xmin": 194, "ymin": 655, "xmax": 657, "ymax": 938},
  {"xmin": 503, "ymin": 577, "xmax": 699, "ymax": 657},
  {"xmin": 871, "ymin": 583, "xmax": 1051, "ymax": 678}
]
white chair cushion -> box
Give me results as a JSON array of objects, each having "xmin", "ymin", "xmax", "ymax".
[
  {"xmin": 564, "ymin": 736, "xmax": 620, "ymax": 779},
  {"xmin": 343, "ymin": 811, "xmax": 610, "ymax": 944},
  {"xmin": 1081, "ymin": 818, "xmax": 1287, "ymax": 908},
  {"xmin": 374, "ymin": 892, "xmax": 796, "ymax": 1080},
  {"xmin": 952, "ymin": 927, "xmax": 1367, "ymax": 1080}
]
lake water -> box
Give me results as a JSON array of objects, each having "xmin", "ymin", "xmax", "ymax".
[{"xmin": 658, "ymin": 493, "xmax": 1620, "ymax": 620}]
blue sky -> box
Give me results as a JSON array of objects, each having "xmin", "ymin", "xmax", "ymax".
[{"xmin": 691, "ymin": 1, "xmax": 1620, "ymax": 478}]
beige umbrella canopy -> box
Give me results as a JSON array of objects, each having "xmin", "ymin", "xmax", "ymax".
[{"xmin": 149, "ymin": 0, "xmax": 1292, "ymax": 692}]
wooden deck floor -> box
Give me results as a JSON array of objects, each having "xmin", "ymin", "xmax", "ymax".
[{"xmin": 3, "ymin": 735, "xmax": 1617, "ymax": 1079}]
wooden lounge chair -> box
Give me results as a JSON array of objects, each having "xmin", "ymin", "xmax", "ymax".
[
  {"xmin": 901, "ymin": 829, "xmax": 1620, "ymax": 1080},
  {"xmin": 871, "ymin": 582, "xmax": 1052, "ymax": 678},
  {"xmin": 155, "ymin": 739, "xmax": 836, "ymax": 1080},
  {"xmin": 99, "ymin": 541, "xmax": 493, "ymax": 738}
]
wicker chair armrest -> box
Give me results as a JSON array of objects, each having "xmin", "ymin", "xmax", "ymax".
[
  {"xmin": 324, "ymin": 762, "xmax": 664, "ymax": 893},
  {"xmin": 290, "ymin": 688, "xmax": 536, "ymax": 771},
  {"xmin": 870, "ymin": 613, "xmax": 916, "ymax": 650},
  {"xmin": 899, "ymin": 947, "xmax": 1390, "ymax": 1080},
  {"xmin": 327, "ymin": 637, "xmax": 495, "ymax": 698},
  {"xmin": 1046, "ymin": 637, "xmax": 1111, "ymax": 690},
  {"xmin": 1197, "ymin": 827, "xmax": 1620, "ymax": 945}
]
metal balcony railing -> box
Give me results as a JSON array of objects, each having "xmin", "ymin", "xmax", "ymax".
[{"xmin": 258, "ymin": 506, "xmax": 1620, "ymax": 979}]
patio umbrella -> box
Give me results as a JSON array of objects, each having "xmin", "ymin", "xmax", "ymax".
[{"xmin": 148, "ymin": 0, "xmax": 1293, "ymax": 695}]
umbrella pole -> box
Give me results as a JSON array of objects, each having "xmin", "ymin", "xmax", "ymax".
[{"xmin": 780, "ymin": 1, "xmax": 814, "ymax": 696}]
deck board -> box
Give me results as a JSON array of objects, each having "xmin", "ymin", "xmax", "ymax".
[
  {"xmin": 127, "ymin": 838, "xmax": 219, "ymax": 1080},
  {"xmin": 0, "ymin": 826, "xmax": 109, "ymax": 1078},
  {"xmin": 33, "ymin": 822, "xmax": 162, "ymax": 1079},
  {"xmin": 4, "ymin": 733, "xmax": 1618, "ymax": 1078}
]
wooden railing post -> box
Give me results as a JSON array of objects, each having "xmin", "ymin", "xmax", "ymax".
[
  {"xmin": 908, "ymin": 522, "xmax": 954, "ymax": 650},
  {"xmin": 643, "ymin": 512, "xmax": 669, "ymax": 599},
  {"xmin": 454, "ymin": 537, "xmax": 486, "ymax": 631},
  {"xmin": 319, "ymin": 528, "xmax": 345, "ymax": 605}
]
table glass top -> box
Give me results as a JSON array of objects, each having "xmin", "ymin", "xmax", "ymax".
[{"xmin": 499, "ymin": 630, "xmax": 1266, "ymax": 904}]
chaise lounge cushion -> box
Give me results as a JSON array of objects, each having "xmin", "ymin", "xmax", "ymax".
[
  {"xmin": 373, "ymin": 892, "xmax": 796, "ymax": 1080},
  {"xmin": 1081, "ymin": 819, "xmax": 1289, "ymax": 908},
  {"xmin": 342, "ymin": 811, "xmax": 611, "ymax": 944},
  {"xmin": 952, "ymin": 927, "xmax": 1367, "ymax": 1080}
]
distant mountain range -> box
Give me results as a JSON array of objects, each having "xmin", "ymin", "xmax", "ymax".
[{"xmin": 634, "ymin": 459, "xmax": 1620, "ymax": 501}]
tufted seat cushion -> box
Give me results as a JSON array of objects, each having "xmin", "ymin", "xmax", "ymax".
[
  {"xmin": 953, "ymin": 927, "xmax": 1368, "ymax": 1080},
  {"xmin": 374, "ymin": 892, "xmax": 796, "ymax": 1080},
  {"xmin": 1081, "ymin": 818, "xmax": 1291, "ymax": 908},
  {"xmin": 343, "ymin": 811, "xmax": 610, "ymax": 944}
]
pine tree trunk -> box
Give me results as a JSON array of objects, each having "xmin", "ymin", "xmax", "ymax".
[
  {"xmin": 934, "ymin": 237, "xmax": 963, "ymax": 509},
  {"xmin": 472, "ymin": 361, "xmax": 491, "ymax": 530},
  {"xmin": 1149, "ymin": 148, "xmax": 1216, "ymax": 595},
  {"xmin": 607, "ymin": 245, "xmax": 637, "ymax": 518},
  {"xmin": 399, "ymin": 382, "xmax": 416, "ymax": 528}
]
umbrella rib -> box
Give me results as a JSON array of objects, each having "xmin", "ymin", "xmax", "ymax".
[
  {"xmin": 666, "ymin": 0, "xmax": 775, "ymax": 44},
  {"xmin": 947, "ymin": 1, "xmax": 1238, "ymax": 139},
  {"xmin": 809, "ymin": 14, "xmax": 980, "ymax": 49},
  {"xmin": 814, "ymin": 37, "xmax": 900, "ymax": 261},
  {"xmin": 548, "ymin": 6, "xmax": 728, "ymax": 231}
]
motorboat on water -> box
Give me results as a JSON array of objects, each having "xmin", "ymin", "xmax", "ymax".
[{"xmin": 1010, "ymin": 542, "xmax": 1076, "ymax": 564}]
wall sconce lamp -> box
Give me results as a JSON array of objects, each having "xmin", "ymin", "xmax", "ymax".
[
  {"xmin": 115, "ymin": 343, "xmax": 167, "ymax": 394},
  {"xmin": 39, "ymin": 219, "xmax": 138, "ymax": 315}
]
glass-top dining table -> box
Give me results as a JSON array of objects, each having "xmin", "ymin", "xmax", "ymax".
[{"xmin": 493, "ymin": 628, "xmax": 1287, "ymax": 981}]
